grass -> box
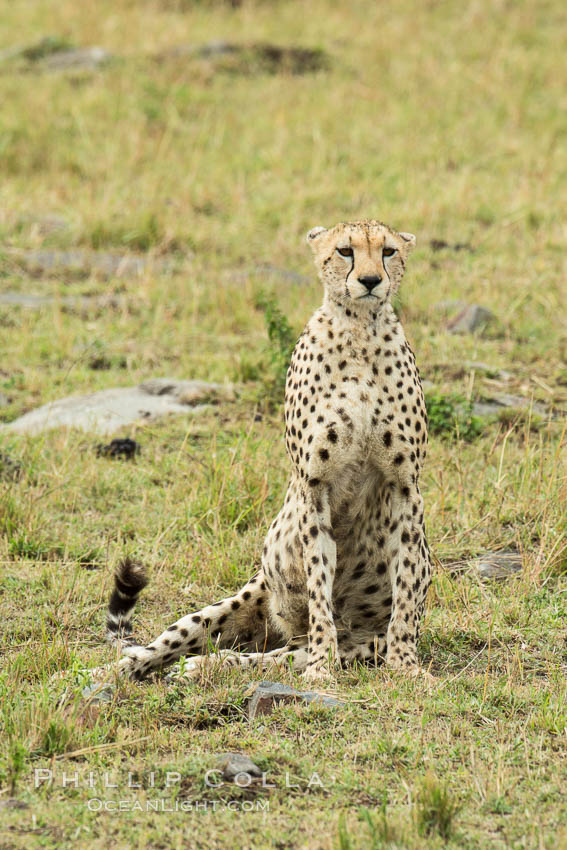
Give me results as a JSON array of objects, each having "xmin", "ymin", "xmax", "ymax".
[{"xmin": 1, "ymin": 0, "xmax": 567, "ymax": 847}]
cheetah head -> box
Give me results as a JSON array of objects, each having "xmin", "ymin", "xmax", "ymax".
[{"xmin": 306, "ymin": 220, "xmax": 416, "ymax": 312}]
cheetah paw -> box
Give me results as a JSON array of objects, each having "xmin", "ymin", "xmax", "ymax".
[
  {"xmin": 302, "ymin": 662, "xmax": 337, "ymax": 683},
  {"xmin": 165, "ymin": 657, "xmax": 203, "ymax": 684}
]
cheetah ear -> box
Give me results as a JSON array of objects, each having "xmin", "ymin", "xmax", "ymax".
[
  {"xmin": 306, "ymin": 226, "xmax": 327, "ymax": 245},
  {"xmin": 399, "ymin": 232, "xmax": 416, "ymax": 250}
]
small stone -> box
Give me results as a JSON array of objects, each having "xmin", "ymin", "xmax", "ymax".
[
  {"xmin": 158, "ymin": 41, "xmax": 238, "ymax": 60},
  {"xmin": 434, "ymin": 299, "xmax": 467, "ymax": 314},
  {"xmin": 81, "ymin": 682, "xmax": 115, "ymax": 704},
  {"xmin": 7, "ymin": 249, "xmax": 171, "ymax": 280},
  {"xmin": 0, "ymin": 452, "xmax": 22, "ymax": 481},
  {"xmin": 447, "ymin": 305, "xmax": 495, "ymax": 334},
  {"xmin": 0, "ymin": 36, "xmax": 71, "ymax": 64},
  {"xmin": 0, "ymin": 392, "xmax": 11, "ymax": 408},
  {"xmin": 215, "ymin": 753, "xmax": 262, "ymax": 782},
  {"xmin": 247, "ymin": 680, "xmax": 345, "ymax": 720},
  {"xmin": 463, "ymin": 361, "xmax": 511, "ymax": 379},
  {"xmin": 157, "ymin": 41, "xmax": 329, "ymax": 75},
  {"xmin": 96, "ymin": 437, "xmax": 140, "ymax": 460},
  {"xmin": 0, "ymin": 292, "xmax": 127, "ymax": 311},
  {"xmin": 473, "ymin": 552, "xmax": 523, "ymax": 580},
  {"xmin": 0, "ymin": 799, "xmax": 29, "ymax": 810},
  {"xmin": 224, "ymin": 264, "xmax": 310, "ymax": 285},
  {"xmin": 472, "ymin": 393, "xmax": 549, "ymax": 419},
  {"xmin": 430, "ymin": 239, "xmax": 473, "ymax": 253},
  {"xmin": 42, "ymin": 46, "xmax": 112, "ymax": 72},
  {"xmin": 23, "ymin": 213, "xmax": 69, "ymax": 235}
]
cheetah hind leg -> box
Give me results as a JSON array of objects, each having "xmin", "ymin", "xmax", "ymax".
[
  {"xmin": 115, "ymin": 569, "xmax": 278, "ymax": 680},
  {"xmin": 165, "ymin": 634, "xmax": 388, "ymax": 685},
  {"xmin": 166, "ymin": 641, "xmax": 310, "ymax": 683}
]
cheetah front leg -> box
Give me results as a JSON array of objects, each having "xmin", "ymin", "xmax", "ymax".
[
  {"xmin": 384, "ymin": 479, "xmax": 432, "ymax": 673},
  {"xmin": 297, "ymin": 485, "xmax": 339, "ymax": 681}
]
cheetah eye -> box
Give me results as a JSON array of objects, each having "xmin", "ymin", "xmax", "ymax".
[
  {"xmin": 337, "ymin": 247, "xmax": 353, "ymax": 258},
  {"xmin": 383, "ymin": 247, "xmax": 397, "ymax": 258}
]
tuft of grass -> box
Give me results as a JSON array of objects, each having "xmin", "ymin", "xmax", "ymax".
[
  {"xmin": 416, "ymin": 772, "xmax": 460, "ymax": 841},
  {"xmin": 254, "ymin": 290, "xmax": 298, "ymax": 405},
  {"xmin": 425, "ymin": 392, "xmax": 484, "ymax": 442}
]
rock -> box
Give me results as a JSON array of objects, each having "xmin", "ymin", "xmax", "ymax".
[
  {"xmin": 141, "ymin": 377, "xmax": 235, "ymax": 406},
  {"xmin": 473, "ymin": 552, "xmax": 523, "ymax": 580},
  {"xmin": 19, "ymin": 212, "xmax": 69, "ymax": 235},
  {"xmin": 159, "ymin": 41, "xmax": 239, "ymax": 60},
  {"xmin": 158, "ymin": 41, "xmax": 329, "ymax": 75},
  {"xmin": 0, "ymin": 36, "xmax": 71, "ymax": 64},
  {"xmin": 447, "ymin": 304, "xmax": 495, "ymax": 334},
  {"xmin": 247, "ymin": 681, "xmax": 345, "ymax": 720},
  {"xmin": 42, "ymin": 47, "xmax": 112, "ymax": 72},
  {"xmin": 6, "ymin": 249, "xmax": 170, "ymax": 280},
  {"xmin": 0, "ymin": 452, "xmax": 22, "ymax": 481},
  {"xmin": 215, "ymin": 753, "xmax": 262, "ymax": 782},
  {"xmin": 0, "ymin": 292, "xmax": 126, "ymax": 311},
  {"xmin": 225, "ymin": 264, "xmax": 310, "ymax": 285},
  {"xmin": 463, "ymin": 362, "xmax": 513, "ymax": 380},
  {"xmin": 81, "ymin": 682, "xmax": 115, "ymax": 704},
  {"xmin": 0, "ymin": 379, "xmax": 235, "ymax": 436},
  {"xmin": 96, "ymin": 437, "xmax": 140, "ymax": 459},
  {"xmin": 430, "ymin": 239, "xmax": 473, "ymax": 253},
  {"xmin": 472, "ymin": 393, "xmax": 549, "ymax": 418},
  {"xmin": 0, "ymin": 293, "xmax": 72, "ymax": 308},
  {"xmin": 434, "ymin": 299, "xmax": 467, "ymax": 313},
  {"xmin": 0, "ymin": 392, "xmax": 10, "ymax": 408},
  {"xmin": 0, "ymin": 799, "xmax": 30, "ymax": 810}
]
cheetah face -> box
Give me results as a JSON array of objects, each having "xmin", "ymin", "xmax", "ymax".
[{"xmin": 306, "ymin": 220, "xmax": 416, "ymax": 311}]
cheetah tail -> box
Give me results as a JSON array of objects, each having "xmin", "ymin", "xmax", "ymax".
[{"xmin": 106, "ymin": 557, "xmax": 149, "ymax": 646}]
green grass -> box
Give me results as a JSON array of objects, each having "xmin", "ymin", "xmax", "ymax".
[{"xmin": 1, "ymin": 0, "xmax": 567, "ymax": 847}]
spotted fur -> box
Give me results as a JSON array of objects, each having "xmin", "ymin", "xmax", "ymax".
[{"xmin": 109, "ymin": 220, "xmax": 432, "ymax": 683}]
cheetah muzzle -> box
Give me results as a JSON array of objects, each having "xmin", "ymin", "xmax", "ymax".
[{"xmin": 105, "ymin": 220, "xmax": 433, "ymax": 683}]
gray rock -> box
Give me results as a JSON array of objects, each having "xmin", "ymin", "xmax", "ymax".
[
  {"xmin": 430, "ymin": 239, "xmax": 473, "ymax": 253},
  {"xmin": 247, "ymin": 680, "xmax": 345, "ymax": 720},
  {"xmin": 0, "ymin": 799, "xmax": 29, "ymax": 810},
  {"xmin": 447, "ymin": 304, "xmax": 495, "ymax": 334},
  {"xmin": 225, "ymin": 264, "xmax": 310, "ymax": 285},
  {"xmin": 0, "ymin": 379, "xmax": 235, "ymax": 436},
  {"xmin": 215, "ymin": 753, "xmax": 262, "ymax": 782},
  {"xmin": 473, "ymin": 552, "xmax": 523, "ymax": 580},
  {"xmin": 81, "ymin": 682, "xmax": 115, "ymax": 704},
  {"xmin": 7, "ymin": 249, "xmax": 171, "ymax": 280},
  {"xmin": 159, "ymin": 41, "xmax": 239, "ymax": 60},
  {"xmin": 0, "ymin": 452, "xmax": 22, "ymax": 481},
  {"xmin": 0, "ymin": 293, "xmax": 72, "ymax": 308},
  {"xmin": 21, "ymin": 212, "xmax": 69, "ymax": 235},
  {"xmin": 42, "ymin": 47, "xmax": 112, "ymax": 72},
  {"xmin": 157, "ymin": 42, "xmax": 329, "ymax": 75},
  {"xmin": 463, "ymin": 361, "xmax": 513, "ymax": 380},
  {"xmin": 472, "ymin": 393, "xmax": 549, "ymax": 418},
  {"xmin": 0, "ymin": 392, "xmax": 10, "ymax": 408},
  {"xmin": 0, "ymin": 36, "xmax": 71, "ymax": 64},
  {"xmin": 0, "ymin": 292, "xmax": 126, "ymax": 310},
  {"xmin": 433, "ymin": 299, "xmax": 467, "ymax": 314}
]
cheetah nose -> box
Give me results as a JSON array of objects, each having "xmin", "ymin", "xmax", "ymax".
[{"xmin": 358, "ymin": 275, "xmax": 382, "ymax": 292}]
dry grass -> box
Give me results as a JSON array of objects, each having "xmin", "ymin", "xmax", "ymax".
[{"xmin": 1, "ymin": 0, "xmax": 566, "ymax": 847}]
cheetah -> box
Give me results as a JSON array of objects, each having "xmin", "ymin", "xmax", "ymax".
[{"xmin": 107, "ymin": 220, "xmax": 433, "ymax": 683}]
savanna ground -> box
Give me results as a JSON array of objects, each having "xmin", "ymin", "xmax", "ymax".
[{"xmin": 1, "ymin": 0, "xmax": 566, "ymax": 847}]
